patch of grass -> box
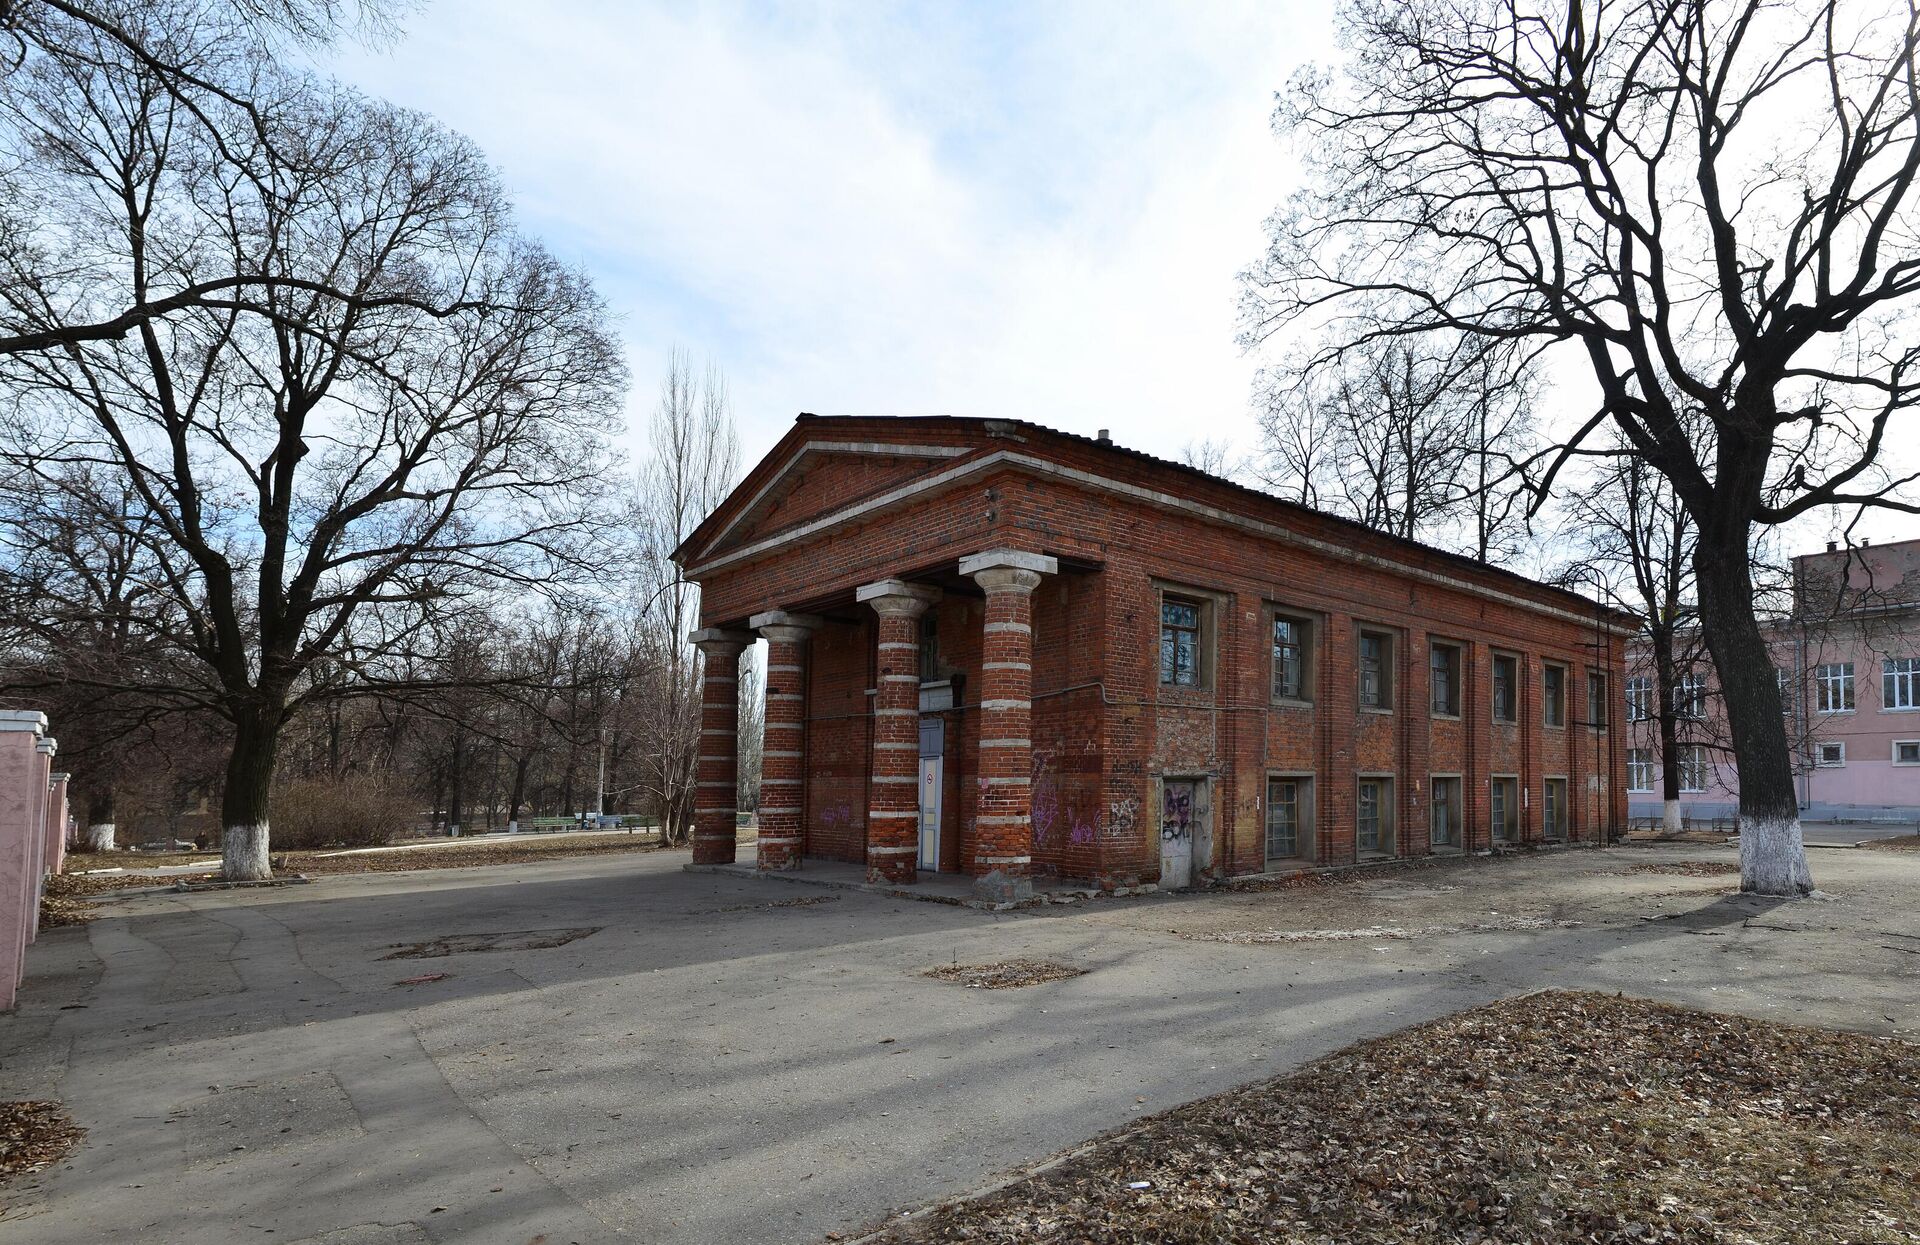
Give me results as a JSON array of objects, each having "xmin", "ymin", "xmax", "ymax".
[
  {"xmin": 859, "ymin": 991, "xmax": 1920, "ymax": 1245},
  {"xmin": 924, "ymin": 960, "xmax": 1088, "ymax": 990}
]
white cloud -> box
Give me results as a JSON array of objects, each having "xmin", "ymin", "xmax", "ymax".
[{"xmin": 331, "ymin": 0, "xmax": 1328, "ymax": 467}]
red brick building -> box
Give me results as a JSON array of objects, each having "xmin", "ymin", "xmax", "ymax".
[{"xmin": 677, "ymin": 416, "xmax": 1633, "ymax": 903}]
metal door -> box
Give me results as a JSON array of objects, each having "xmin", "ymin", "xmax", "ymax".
[
  {"xmin": 917, "ymin": 718, "xmax": 944, "ymax": 871},
  {"xmin": 1160, "ymin": 779, "xmax": 1197, "ymax": 889}
]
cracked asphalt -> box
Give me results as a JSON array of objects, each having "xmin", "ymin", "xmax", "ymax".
[{"xmin": 1, "ymin": 842, "xmax": 1915, "ymax": 1244}]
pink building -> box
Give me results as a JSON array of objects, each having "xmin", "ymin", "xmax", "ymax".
[{"xmin": 1627, "ymin": 537, "xmax": 1920, "ymax": 822}]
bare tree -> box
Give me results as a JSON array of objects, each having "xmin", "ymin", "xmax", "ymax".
[
  {"xmin": 0, "ymin": 13, "xmax": 624, "ymax": 878},
  {"xmin": 630, "ymin": 352, "xmax": 739, "ymax": 845},
  {"xmin": 1243, "ymin": 0, "xmax": 1920, "ymax": 894},
  {"xmin": 1257, "ymin": 329, "xmax": 1537, "ymax": 557}
]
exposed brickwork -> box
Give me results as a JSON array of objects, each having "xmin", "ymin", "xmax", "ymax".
[
  {"xmin": 690, "ymin": 632, "xmax": 750, "ymax": 865},
  {"xmin": 861, "ymin": 583, "xmax": 935, "ymax": 882},
  {"xmin": 803, "ymin": 617, "xmax": 871, "ymax": 864},
  {"xmin": 755, "ymin": 617, "xmax": 819, "ymax": 871},
  {"xmin": 682, "ymin": 417, "xmax": 1633, "ymax": 891}
]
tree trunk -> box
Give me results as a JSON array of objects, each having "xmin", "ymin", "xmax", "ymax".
[
  {"xmin": 83, "ymin": 787, "xmax": 116, "ymax": 852},
  {"xmin": 1691, "ymin": 529, "xmax": 1812, "ymax": 896},
  {"xmin": 507, "ymin": 752, "xmax": 530, "ymax": 826},
  {"xmin": 221, "ymin": 700, "xmax": 285, "ymax": 881}
]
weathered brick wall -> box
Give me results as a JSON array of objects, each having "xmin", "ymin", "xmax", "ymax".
[
  {"xmin": 689, "ymin": 417, "xmax": 1633, "ymax": 887},
  {"xmin": 804, "ymin": 617, "xmax": 871, "ymax": 864}
]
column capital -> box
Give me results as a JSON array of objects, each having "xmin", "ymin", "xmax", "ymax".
[
  {"xmin": 35, "ymin": 737, "xmax": 57, "ymax": 757},
  {"xmin": 689, "ymin": 627, "xmax": 754, "ymax": 657},
  {"xmin": 0, "ymin": 710, "xmax": 47, "ymax": 735},
  {"xmin": 961, "ymin": 550, "xmax": 1055, "ymax": 596},
  {"xmin": 856, "ymin": 579, "xmax": 942, "ymax": 619},
  {"xmin": 50, "ymin": 772, "xmax": 70, "ymax": 783},
  {"xmin": 749, "ymin": 610, "xmax": 824, "ymax": 643}
]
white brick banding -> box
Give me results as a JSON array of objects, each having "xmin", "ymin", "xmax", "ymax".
[
  {"xmin": 756, "ymin": 836, "xmax": 802, "ymax": 845},
  {"xmin": 976, "ymin": 855, "xmax": 1032, "ymax": 865},
  {"xmin": 867, "ymin": 845, "xmax": 919, "ymax": 855},
  {"xmin": 981, "ymin": 661, "xmax": 1031, "ymax": 672},
  {"xmin": 877, "ymin": 641, "xmax": 917, "ymax": 652},
  {"xmin": 980, "ymin": 776, "xmax": 1030, "ymax": 785},
  {"xmin": 757, "ymin": 805, "xmax": 801, "ymax": 816},
  {"xmin": 984, "ymin": 622, "xmax": 1032, "ymax": 635},
  {"xmin": 760, "ymin": 777, "xmax": 802, "ymax": 785},
  {"xmin": 975, "ymin": 815, "xmax": 1032, "ymax": 826},
  {"xmin": 871, "ymin": 775, "xmax": 918, "ymax": 784},
  {"xmin": 874, "ymin": 742, "xmax": 918, "ymax": 751},
  {"xmin": 762, "ymin": 750, "xmax": 804, "ymax": 759},
  {"xmin": 868, "ymin": 809, "xmax": 918, "ymax": 819},
  {"xmin": 981, "ymin": 698, "xmax": 1030, "ymax": 711},
  {"xmin": 874, "ymin": 708, "xmax": 918, "ymax": 717},
  {"xmin": 978, "ymin": 737, "xmax": 1032, "ymax": 748}
]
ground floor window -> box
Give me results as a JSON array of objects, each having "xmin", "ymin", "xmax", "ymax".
[
  {"xmin": 1815, "ymin": 741, "xmax": 1845, "ymax": 768},
  {"xmin": 1678, "ymin": 745, "xmax": 1712, "ymax": 791},
  {"xmin": 1430, "ymin": 776, "xmax": 1461, "ymax": 849},
  {"xmin": 1265, "ymin": 775, "xmax": 1312, "ymax": 863},
  {"xmin": 1627, "ymin": 748, "xmax": 1654, "ymax": 792},
  {"xmin": 1894, "ymin": 740, "xmax": 1920, "ymax": 766},
  {"xmin": 1356, "ymin": 777, "xmax": 1395, "ymax": 856},
  {"xmin": 1542, "ymin": 778, "xmax": 1567, "ymax": 841},
  {"xmin": 1490, "ymin": 776, "xmax": 1518, "ymax": 843}
]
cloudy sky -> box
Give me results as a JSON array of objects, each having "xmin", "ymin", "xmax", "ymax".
[{"xmin": 332, "ymin": 1, "xmax": 1327, "ymax": 471}]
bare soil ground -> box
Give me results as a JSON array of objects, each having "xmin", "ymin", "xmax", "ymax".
[
  {"xmin": 1865, "ymin": 834, "xmax": 1920, "ymax": 853},
  {"xmin": 858, "ymin": 991, "xmax": 1920, "ymax": 1245}
]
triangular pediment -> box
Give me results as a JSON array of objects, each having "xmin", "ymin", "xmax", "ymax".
[{"xmin": 691, "ymin": 439, "xmax": 971, "ymax": 566}]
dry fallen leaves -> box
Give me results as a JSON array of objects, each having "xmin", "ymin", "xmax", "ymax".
[
  {"xmin": 859, "ymin": 991, "xmax": 1920, "ymax": 1245},
  {"xmin": 0, "ymin": 1101, "xmax": 84, "ymax": 1197},
  {"xmin": 924, "ymin": 960, "xmax": 1088, "ymax": 990}
]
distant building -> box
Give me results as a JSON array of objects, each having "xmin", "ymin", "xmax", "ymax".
[{"xmin": 1627, "ymin": 536, "xmax": 1920, "ymax": 823}]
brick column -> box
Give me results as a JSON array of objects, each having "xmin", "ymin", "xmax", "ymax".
[
  {"xmin": 855, "ymin": 580, "xmax": 940, "ymax": 883},
  {"xmin": 960, "ymin": 551, "xmax": 1056, "ymax": 903},
  {"xmin": 45, "ymin": 772, "xmax": 69, "ymax": 879},
  {"xmin": 749, "ymin": 611, "xmax": 822, "ymax": 871},
  {"xmin": 689, "ymin": 628, "xmax": 753, "ymax": 866},
  {"xmin": 0, "ymin": 711, "xmax": 47, "ymax": 1009}
]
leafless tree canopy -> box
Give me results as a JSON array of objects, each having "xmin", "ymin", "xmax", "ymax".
[
  {"xmin": 0, "ymin": 0, "xmax": 626, "ymax": 877},
  {"xmin": 1243, "ymin": 0, "xmax": 1920, "ymax": 895}
]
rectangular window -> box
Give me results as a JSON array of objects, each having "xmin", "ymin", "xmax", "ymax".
[
  {"xmin": 1776, "ymin": 667, "xmax": 1795, "ymax": 716},
  {"xmin": 1264, "ymin": 775, "xmax": 1312, "ymax": 862},
  {"xmin": 1816, "ymin": 663, "xmax": 1854, "ymax": 713},
  {"xmin": 1271, "ymin": 614, "xmax": 1311, "ymax": 702},
  {"xmin": 1884, "ymin": 657, "xmax": 1920, "ymax": 710},
  {"xmin": 1430, "ymin": 777, "xmax": 1462, "ymax": 849},
  {"xmin": 1678, "ymin": 745, "xmax": 1711, "ymax": 792},
  {"xmin": 1894, "ymin": 741, "xmax": 1920, "ymax": 766},
  {"xmin": 1430, "ymin": 643, "xmax": 1461, "ymax": 716},
  {"xmin": 1674, "ymin": 671, "xmax": 1707, "ymax": 719},
  {"xmin": 1357, "ymin": 629, "xmax": 1393, "ymax": 710},
  {"xmin": 1542, "ymin": 778, "xmax": 1566, "ymax": 840},
  {"xmin": 1543, "ymin": 664, "xmax": 1566, "ymax": 728},
  {"xmin": 1490, "ymin": 776, "xmax": 1518, "ymax": 842},
  {"xmin": 1492, "ymin": 654, "xmax": 1518, "ymax": 723},
  {"xmin": 918, "ymin": 613, "xmax": 940, "ymax": 681},
  {"xmin": 1625, "ymin": 675, "xmax": 1653, "ymax": 722},
  {"xmin": 1816, "ymin": 741, "xmax": 1846, "ymax": 768},
  {"xmin": 1627, "ymin": 748, "xmax": 1654, "ymax": 792},
  {"xmin": 1356, "ymin": 777, "xmax": 1394, "ymax": 855},
  {"xmin": 1587, "ymin": 671, "xmax": 1607, "ymax": 726},
  {"xmin": 1159, "ymin": 597, "xmax": 1201, "ymax": 688}
]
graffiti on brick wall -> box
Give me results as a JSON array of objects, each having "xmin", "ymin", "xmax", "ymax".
[
  {"xmin": 1030, "ymin": 748, "xmax": 1098, "ymax": 849},
  {"xmin": 1103, "ymin": 793, "xmax": 1141, "ymax": 839},
  {"xmin": 819, "ymin": 803, "xmax": 857, "ymax": 830}
]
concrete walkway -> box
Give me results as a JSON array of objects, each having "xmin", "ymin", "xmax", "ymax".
[{"xmin": 2, "ymin": 845, "xmax": 1916, "ymax": 1244}]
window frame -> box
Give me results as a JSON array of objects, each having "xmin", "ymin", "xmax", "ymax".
[
  {"xmin": 1355, "ymin": 773, "xmax": 1396, "ymax": 857},
  {"xmin": 1815, "ymin": 740, "xmax": 1846, "ymax": 768},
  {"xmin": 1678, "ymin": 744, "xmax": 1711, "ymax": 792},
  {"xmin": 1263, "ymin": 772, "xmax": 1315, "ymax": 865},
  {"xmin": 1430, "ymin": 640, "xmax": 1463, "ymax": 718},
  {"xmin": 1429, "ymin": 774, "xmax": 1463, "ymax": 850},
  {"xmin": 1883, "ymin": 657, "xmax": 1920, "ymax": 711},
  {"xmin": 1625, "ymin": 674, "xmax": 1653, "ymax": 722},
  {"xmin": 1586, "ymin": 669, "xmax": 1608, "ymax": 727},
  {"xmin": 1673, "ymin": 670, "xmax": 1708, "ymax": 720},
  {"xmin": 1356, "ymin": 626, "xmax": 1395, "ymax": 713},
  {"xmin": 1542, "ymin": 662, "xmax": 1568, "ymax": 729},
  {"xmin": 1491, "ymin": 653, "xmax": 1519, "ymax": 724},
  {"xmin": 1893, "ymin": 740, "xmax": 1920, "ymax": 767},
  {"xmin": 1815, "ymin": 662, "xmax": 1855, "ymax": 714},
  {"xmin": 1489, "ymin": 774, "xmax": 1519, "ymax": 843},
  {"xmin": 1542, "ymin": 776, "xmax": 1567, "ymax": 841},
  {"xmin": 1268, "ymin": 608, "xmax": 1317, "ymax": 705},
  {"xmin": 1626, "ymin": 748, "xmax": 1654, "ymax": 793}
]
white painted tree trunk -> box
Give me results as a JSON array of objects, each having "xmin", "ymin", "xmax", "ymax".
[
  {"xmin": 83, "ymin": 822, "xmax": 115, "ymax": 851},
  {"xmin": 222, "ymin": 823, "xmax": 271, "ymax": 881},
  {"xmin": 1739, "ymin": 815, "xmax": 1813, "ymax": 896},
  {"xmin": 1662, "ymin": 799, "xmax": 1682, "ymax": 834}
]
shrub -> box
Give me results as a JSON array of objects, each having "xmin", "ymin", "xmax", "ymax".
[{"xmin": 271, "ymin": 775, "xmax": 416, "ymax": 850}]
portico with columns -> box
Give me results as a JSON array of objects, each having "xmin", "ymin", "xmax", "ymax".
[{"xmin": 674, "ymin": 415, "xmax": 1630, "ymax": 901}]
